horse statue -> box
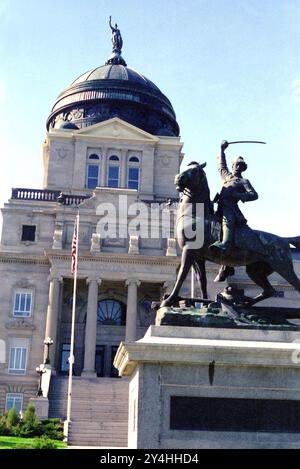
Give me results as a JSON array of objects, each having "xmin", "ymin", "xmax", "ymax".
[{"xmin": 161, "ymin": 161, "xmax": 300, "ymax": 307}]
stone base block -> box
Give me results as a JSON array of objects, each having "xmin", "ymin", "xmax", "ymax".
[
  {"xmin": 29, "ymin": 397, "xmax": 49, "ymax": 419},
  {"xmin": 115, "ymin": 325, "xmax": 300, "ymax": 449}
]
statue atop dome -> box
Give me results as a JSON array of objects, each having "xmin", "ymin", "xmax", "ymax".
[
  {"xmin": 106, "ymin": 16, "xmax": 127, "ymax": 66},
  {"xmin": 109, "ymin": 16, "xmax": 123, "ymax": 53}
]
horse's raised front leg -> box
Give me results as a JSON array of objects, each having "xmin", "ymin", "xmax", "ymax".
[{"xmin": 160, "ymin": 246, "xmax": 194, "ymax": 307}]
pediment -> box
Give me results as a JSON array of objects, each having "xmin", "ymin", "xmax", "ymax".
[
  {"xmin": 79, "ymin": 187, "xmax": 139, "ymax": 210},
  {"xmin": 76, "ymin": 118, "xmax": 158, "ymax": 143}
]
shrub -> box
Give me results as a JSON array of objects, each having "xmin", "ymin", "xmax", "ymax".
[
  {"xmin": 6, "ymin": 407, "xmax": 19, "ymax": 428},
  {"xmin": 32, "ymin": 436, "xmax": 57, "ymax": 449},
  {"xmin": 39, "ymin": 420, "xmax": 63, "ymax": 440},
  {"xmin": 19, "ymin": 422, "xmax": 41, "ymax": 438},
  {"xmin": 0, "ymin": 413, "xmax": 7, "ymax": 435},
  {"xmin": 41, "ymin": 418, "xmax": 61, "ymax": 425},
  {"xmin": 16, "ymin": 417, "xmax": 63, "ymax": 440},
  {"xmin": 0, "ymin": 402, "xmax": 63, "ymax": 440},
  {"xmin": 23, "ymin": 403, "xmax": 37, "ymax": 426},
  {"xmin": 0, "ymin": 420, "xmax": 6, "ymax": 435},
  {"xmin": 10, "ymin": 423, "xmax": 22, "ymax": 436}
]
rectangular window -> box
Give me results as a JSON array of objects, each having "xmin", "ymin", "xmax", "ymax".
[
  {"xmin": 128, "ymin": 167, "xmax": 139, "ymax": 190},
  {"xmin": 5, "ymin": 393, "xmax": 23, "ymax": 413},
  {"xmin": 8, "ymin": 341, "xmax": 28, "ymax": 375},
  {"xmin": 87, "ymin": 164, "xmax": 99, "ymax": 189},
  {"xmin": 21, "ymin": 225, "xmax": 36, "ymax": 242},
  {"xmin": 13, "ymin": 291, "xmax": 32, "ymax": 317},
  {"xmin": 108, "ymin": 166, "xmax": 119, "ymax": 188}
]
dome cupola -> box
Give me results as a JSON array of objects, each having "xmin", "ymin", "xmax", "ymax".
[{"xmin": 47, "ymin": 18, "xmax": 179, "ymax": 136}]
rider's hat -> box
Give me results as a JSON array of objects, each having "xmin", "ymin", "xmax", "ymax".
[{"xmin": 232, "ymin": 156, "xmax": 247, "ymax": 172}]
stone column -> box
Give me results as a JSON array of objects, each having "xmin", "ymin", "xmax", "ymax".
[
  {"xmin": 100, "ymin": 146, "xmax": 108, "ymax": 187},
  {"xmin": 82, "ymin": 278, "xmax": 101, "ymax": 375},
  {"xmin": 125, "ymin": 279, "xmax": 141, "ymax": 342},
  {"xmin": 121, "ymin": 149, "xmax": 128, "ymax": 188},
  {"xmin": 44, "ymin": 276, "xmax": 63, "ymax": 368}
]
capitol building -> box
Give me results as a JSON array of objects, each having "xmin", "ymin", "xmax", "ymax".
[{"xmin": 0, "ymin": 29, "xmax": 299, "ymax": 447}]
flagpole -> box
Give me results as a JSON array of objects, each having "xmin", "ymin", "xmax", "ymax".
[{"xmin": 66, "ymin": 211, "xmax": 79, "ymax": 424}]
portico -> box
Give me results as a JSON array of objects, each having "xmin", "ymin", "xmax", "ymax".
[{"xmin": 43, "ymin": 251, "xmax": 179, "ymax": 376}]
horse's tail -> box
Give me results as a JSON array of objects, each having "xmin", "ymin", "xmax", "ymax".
[{"xmin": 285, "ymin": 236, "xmax": 300, "ymax": 249}]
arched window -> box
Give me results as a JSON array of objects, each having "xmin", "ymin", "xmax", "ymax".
[
  {"xmin": 129, "ymin": 156, "xmax": 139, "ymax": 163},
  {"xmin": 97, "ymin": 299, "xmax": 126, "ymax": 325},
  {"xmin": 127, "ymin": 155, "xmax": 140, "ymax": 190},
  {"xmin": 86, "ymin": 154, "xmax": 100, "ymax": 189},
  {"xmin": 107, "ymin": 155, "xmax": 120, "ymax": 188}
]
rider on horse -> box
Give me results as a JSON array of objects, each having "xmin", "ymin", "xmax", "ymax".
[{"xmin": 210, "ymin": 140, "xmax": 258, "ymax": 259}]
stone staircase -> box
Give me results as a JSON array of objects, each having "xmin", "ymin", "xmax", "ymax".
[{"xmin": 48, "ymin": 376, "xmax": 129, "ymax": 447}]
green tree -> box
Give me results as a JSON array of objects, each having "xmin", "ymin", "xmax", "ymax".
[
  {"xmin": 23, "ymin": 403, "xmax": 37, "ymax": 426},
  {"xmin": 6, "ymin": 407, "xmax": 19, "ymax": 428}
]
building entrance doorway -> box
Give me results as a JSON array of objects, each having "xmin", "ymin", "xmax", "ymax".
[
  {"xmin": 94, "ymin": 344, "xmax": 121, "ymax": 377},
  {"xmin": 95, "ymin": 345, "xmax": 105, "ymax": 377},
  {"xmin": 110, "ymin": 346, "xmax": 120, "ymax": 378}
]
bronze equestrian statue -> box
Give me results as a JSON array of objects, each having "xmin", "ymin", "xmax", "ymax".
[
  {"xmin": 161, "ymin": 142, "xmax": 300, "ymax": 307},
  {"xmin": 212, "ymin": 140, "xmax": 258, "ymax": 282}
]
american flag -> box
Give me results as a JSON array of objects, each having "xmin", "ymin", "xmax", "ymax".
[{"xmin": 71, "ymin": 219, "xmax": 78, "ymax": 274}]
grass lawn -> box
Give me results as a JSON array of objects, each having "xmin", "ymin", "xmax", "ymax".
[{"xmin": 0, "ymin": 436, "xmax": 67, "ymax": 449}]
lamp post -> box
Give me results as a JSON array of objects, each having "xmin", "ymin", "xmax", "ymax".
[
  {"xmin": 43, "ymin": 337, "xmax": 54, "ymax": 365},
  {"xmin": 36, "ymin": 365, "xmax": 46, "ymax": 397}
]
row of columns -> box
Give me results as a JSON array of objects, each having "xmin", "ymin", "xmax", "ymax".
[{"xmin": 44, "ymin": 276, "xmax": 142, "ymax": 374}]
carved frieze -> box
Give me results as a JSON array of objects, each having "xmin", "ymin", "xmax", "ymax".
[
  {"xmin": 5, "ymin": 319, "xmax": 36, "ymax": 331},
  {"xmin": 157, "ymin": 154, "xmax": 171, "ymax": 168},
  {"xmin": 55, "ymin": 147, "xmax": 71, "ymax": 159}
]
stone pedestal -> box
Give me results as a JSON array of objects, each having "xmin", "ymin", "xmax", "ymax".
[
  {"xmin": 114, "ymin": 325, "xmax": 300, "ymax": 449},
  {"xmin": 29, "ymin": 397, "xmax": 49, "ymax": 420}
]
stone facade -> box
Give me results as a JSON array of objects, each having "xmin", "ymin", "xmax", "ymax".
[{"xmin": 0, "ymin": 116, "xmax": 187, "ymax": 413}]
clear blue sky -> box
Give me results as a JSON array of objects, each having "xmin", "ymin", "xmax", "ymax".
[{"xmin": 0, "ymin": 0, "xmax": 299, "ymax": 235}]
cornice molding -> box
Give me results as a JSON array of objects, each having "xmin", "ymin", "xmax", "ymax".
[
  {"xmin": 0, "ymin": 252, "xmax": 49, "ymax": 266},
  {"xmin": 45, "ymin": 249, "xmax": 180, "ymax": 268}
]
